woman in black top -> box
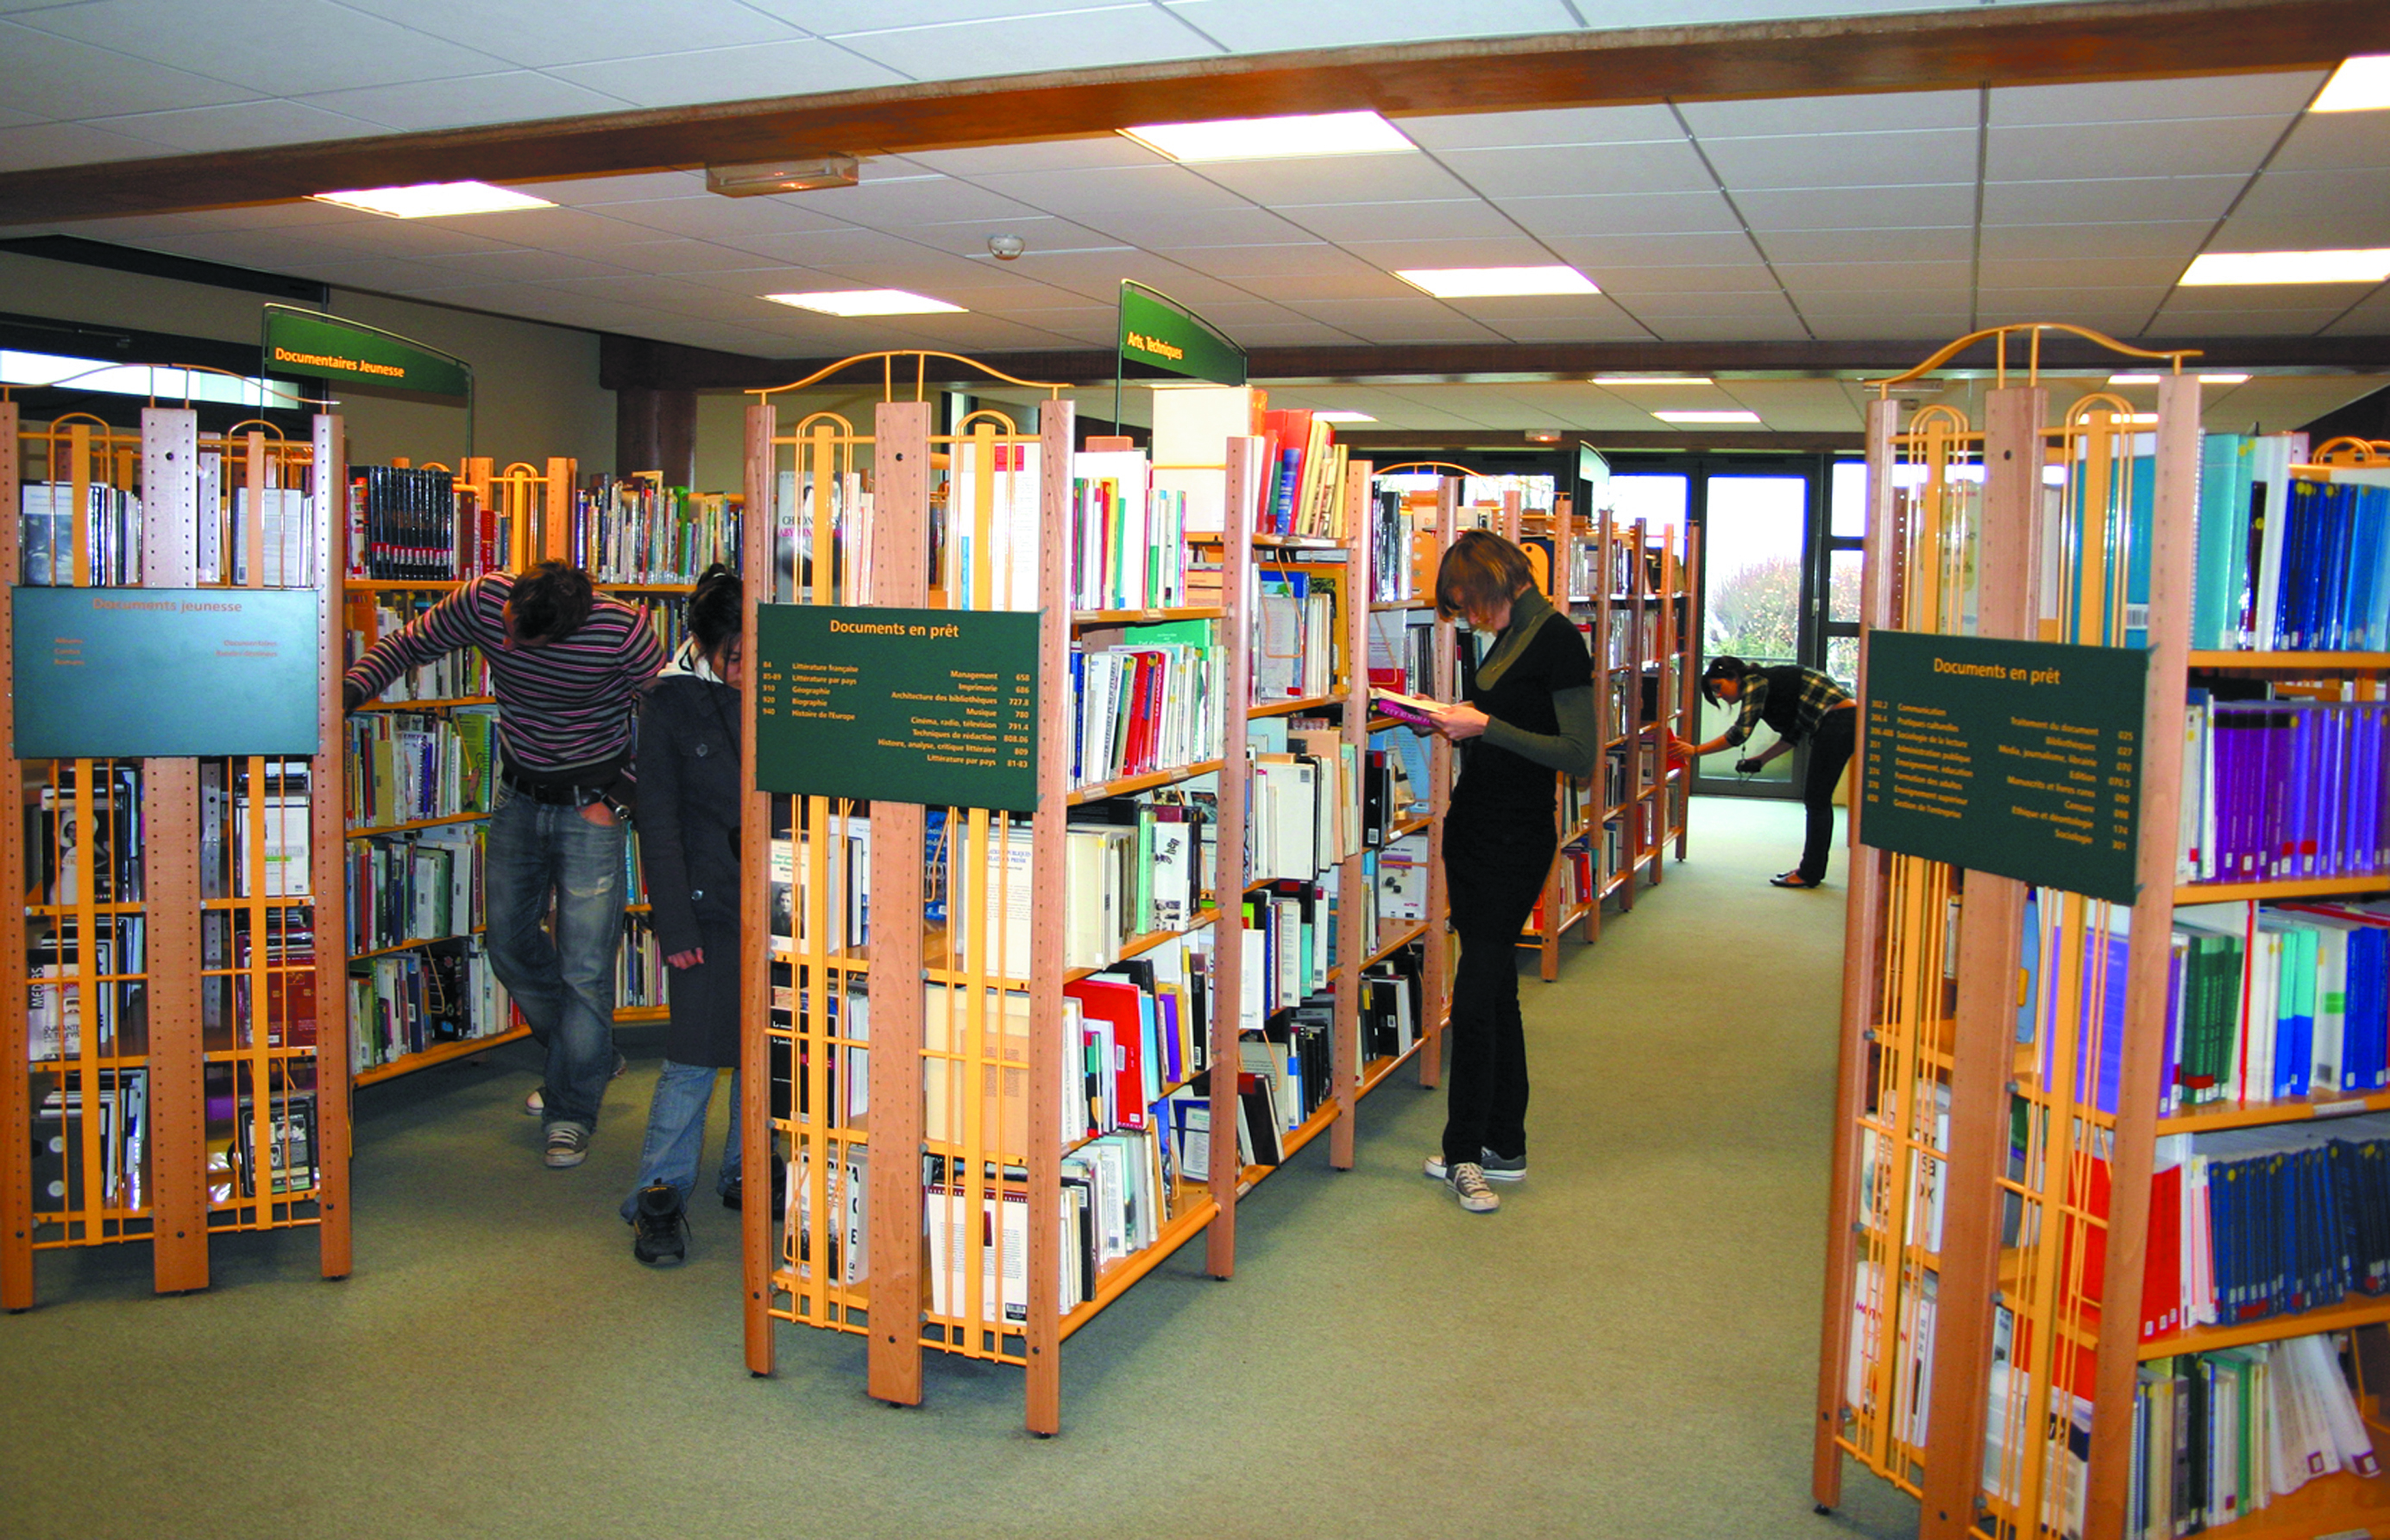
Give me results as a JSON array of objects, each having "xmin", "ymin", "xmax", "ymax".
[
  {"xmin": 620, "ymin": 565, "xmax": 746, "ymax": 1265},
  {"xmin": 1412, "ymin": 531, "xmax": 1598, "ymax": 1215},
  {"xmin": 1676, "ymin": 656, "xmax": 1858, "ymax": 890}
]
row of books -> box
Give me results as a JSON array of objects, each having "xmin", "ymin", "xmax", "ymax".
[
  {"xmin": 347, "ymin": 935, "xmax": 510, "ymax": 1073},
  {"xmin": 1254, "ymin": 568, "xmax": 1338, "ymax": 702},
  {"xmin": 1060, "ymin": 1126, "xmax": 1173, "ymax": 1309},
  {"xmin": 1366, "ymin": 609, "xmax": 1437, "ymax": 700},
  {"xmin": 769, "ymin": 814, "xmax": 871, "ymax": 957},
  {"xmin": 1068, "ymin": 625, "xmax": 1223, "ymax": 789},
  {"xmin": 27, "ymin": 916, "xmax": 146, "ymax": 1061},
  {"xmin": 345, "ymin": 595, "xmax": 492, "ymax": 701},
  {"xmin": 569, "ymin": 478, "xmax": 740, "ymax": 588},
  {"xmin": 2129, "ymin": 1332, "xmax": 2380, "ymax": 1540},
  {"xmin": 2192, "ymin": 432, "xmax": 2390, "ymax": 652},
  {"xmin": 785, "ymin": 1142, "xmax": 867, "ymax": 1287},
  {"xmin": 1070, "ymin": 454, "xmax": 1191, "ymax": 613},
  {"xmin": 1064, "ymin": 795, "xmax": 1211, "ymax": 971},
  {"xmin": 1242, "ymin": 881, "xmax": 1335, "ymax": 1028},
  {"xmin": 18, "ymin": 481, "xmax": 142, "ymax": 587},
  {"xmin": 1255, "ymin": 409, "xmax": 1345, "ymax": 537},
  {"xmin": 1361, "ymin": 943, "xmax": 1426, "ymax": 1064},
  {"xmin": 199, "ymin": 759, "xmax": 311, "ymax": 901},
  {"xmin": 2143, "ymin": 1122, "xmax": 2390, "ymax": 1344},
  {"xmin": 941, "ymin": 441, "xmax": 1035, "ymax": 613},
  {"xmin": 346, "ymin": 466, "xmax": 505, "ymax": 582},
  {"xmin": 1063, "ymin": 933, "xmax": 1210, "ymax": 1145},
  {"xmin": 2177, "ymin": 694, "xmax": 2388, "ymax": 883},
  {"xmin": 343, "ymin": 708, "xmax": 495, "ymax": 831},
  {"xmin": 31, "ymin": 1070, "xmax": 146, "ymax": 1216},
  {"xmin": 1364, "ymin": 489, "xmax": 1427, "ymax": 605},
  {"xmin": 343, "ymin": 826, "xmax": 481, "ymax": 956},
  {"xmin": 2164, "ymin": 902, "xmax": 2389, "ymax": 1115},
  {"xmin": 617, "ymin": 911, "xmax": 666, "ymax": 1013},
  {"xmin": 1241, "ymin": 1001, "xmax": 1335, "ymax": 1136},
  {"xmin": 196, "ymin": 472, "xmax": 316, "ymax": 588},
  {"xmin": 772, "ymin": 467, "xmax": 875, "ymax": 607},
  {"xmin": 768, "ymin": 984, "xmax": 869, "ymax": 1131},
  {"xmin": 209, "ymin": 1084, "xmax": 318, "ymax": 1202},
  {"xmin": 28, "ymin": 762, "xmax": 143, "ymax": 907}
]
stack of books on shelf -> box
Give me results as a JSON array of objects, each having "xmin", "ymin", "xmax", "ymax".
[
  {"xmin": 2176, "ymin": 694, "xmax": 2387, "ymax": 883},
  {"xmin": 348, "ymin": 465, "xmax": 509, "ymax": 581},
  {"xmin": 2193, "ymin": 431, "xmax": 2390, "ymax": 652},
  {"xmin": 1253, "ymin": 569, "xmax": 1336, "ymax": 702},
  {"xmin": 2166, "ymin": 902, "xmax": 2388, "ymax": 1115},
  {"xmin": 17, "ymin": 478, "xmax": 142, "ymax": 586},
  {"xmin": 343, "ymin": 708, "xmax": 495, "ymax": 828},
  {"xmin": 1252, "ymin": 409, "xmax": 1346, "ymax": 537},
  {"xmin": 774, "ymin": 466, "xmax": 873, "ymax": 606},
  {"xmin": 348, "ymin": 937, "xmax": 508, "ymax": 1072},
  {"xmin": 570, "ymin": 475, "xmax": 741, "ymax": 587},
  {"xmin": 345, "ymin": 594, "xmax": 493, "ymax": 700},
  {"xmin": 1068, "ymin": 624, "xmax": 1223, "ymax": 789},
  {"xmin": 194, "ymin": 457, "xmax": 315, "ymax": 587},
  {"xmin": 32, "ymin": 1072, "xmax": 147, "ymax": 1214},
  {"xmin": 342, "ymin": 824, "xmax": 482, "ymax": 954},
  {"xmin": 1063, "ymin": 795, "xmax": 1211, "ymax": 968},
  {"xmin": 1069, "ymin": 449, "xmax": 1190, "ymax": 612},
  {"xmin": 1063, "ymin": 940, "xmax": 1209, "ymax": 1145}
]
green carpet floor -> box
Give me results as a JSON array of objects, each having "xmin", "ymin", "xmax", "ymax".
[{"xmin": 3, "ymin": 795, "xmax": 1920, "ymax": 1540}]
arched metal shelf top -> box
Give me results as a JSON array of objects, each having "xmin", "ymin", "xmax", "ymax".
[
  {"xmin": 1869, "ymin": 323, "xmax": 2201, "ymax": 396},
  {"xmin": 1374, "ymin": 461, "xmax": 1489, "ymax": 480},
  {"xmin": 746, "ymin": 350, "xmax": 1067, "ymax": 403}
]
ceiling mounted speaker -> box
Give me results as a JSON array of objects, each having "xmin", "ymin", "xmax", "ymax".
[{"xmin": 706, "ymin": 156, "xmax": 860, "ymax": 196}]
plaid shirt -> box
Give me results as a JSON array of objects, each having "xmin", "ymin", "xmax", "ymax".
[{"xmin": 1722, "ymin": 665, "xmax": 1852, "ymax": 748}]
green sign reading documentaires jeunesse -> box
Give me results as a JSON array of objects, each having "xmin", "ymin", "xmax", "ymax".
[
  {"xmin": 1860, "ymin": 630, "xmax": 2149, "ymax": 904},
  {"xmin": 13, "ymin": 587, "xmax": 321, "ymax": 757},
  {"xmin": 262, "ymin": 305, "xmax": 471, "ymax": 401},
  {"xmin": 753, "ymin": 605, "xmax": 1041, "ymax": 813},
  {"xmin": 1118, "ymin": 283, "xmax": 1248, "ymax": 387}
]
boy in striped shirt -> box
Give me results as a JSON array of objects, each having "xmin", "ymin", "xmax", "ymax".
[{"xmin": 345, "ymin": 561, "xmax": 666, "ymax": 1167}]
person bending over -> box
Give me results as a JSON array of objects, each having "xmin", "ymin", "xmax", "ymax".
[
  {"xmin": 1410, "ymin": 531, "xmax": 1597, "ymax": 1216},
  {"xmin": 1674, "ymin": 657, "xmax": 1857, "ymax": 890},
  {"xmin": 621, "ymin": 566, "xmax": 747, "ymax": 1267},
  {"xmin": 344, "ymin": 560, "xmax": 665, "ymax": 1169}
]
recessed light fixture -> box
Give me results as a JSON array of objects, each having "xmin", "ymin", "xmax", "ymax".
[
  {"xmin": 1594, "ymin": 375, "xmax": 1714, "ymax": 387},
  {"xmin": 1120, "ymin": 110, "xmax": 1412, "ymax": 164},
  {"xmin": 2109, "ymin": 372, "xmax": 2250, "ymax": 385},
  {"xmin": 2180, "ymin": 248, "xmax": 2390, "ymax": 285},
  {"xmin": 308, "ymin": 181, "xmax": 555, "ymax": 218},
  {"xmin": 1394, "ymin": 265, "xmax": 1599, "ymax": 299},
  {"xmin": 2314, "ymin": 54, "xmax": 2390, "ymax": 112},
  {"xmin": 764, "ymin": 289, "xmax": 966, "ymax": 317},
  {"xmin": 1525, "ymin": 431, "xmax": 1562, "ymax": 444},
  {"xmin": 1311, "ymin": 411, "xmax": 1376, "ymax": 424},
  {"xmin": 706, "ymin": 156, "xmax": 860, "ymax": 196},
  {"xmin": 1653, "ymin": 410, "xmax": 1761, "ymax": 424}
]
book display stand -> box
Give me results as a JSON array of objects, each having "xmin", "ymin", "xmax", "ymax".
[
  {"xmin": 3, "ymin": 399, "xmax": 349, "ymax": 1306},
  {"xmin": 1812, "ymin": 324, "xmax": 2390, "ymax": 1539}
]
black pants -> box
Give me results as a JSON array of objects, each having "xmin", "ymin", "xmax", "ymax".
[
  {"xmin": 1798, "ymin": 707, "xmax": 1859, "ymax": 884},
  {"xmin": 1440, "ymin": 808, "xmax": 1557, "ymax": 1166}
]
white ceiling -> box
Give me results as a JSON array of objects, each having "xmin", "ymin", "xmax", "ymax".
[{"xmin": 0, "ymin": 3, "xmax": 2386, "ymax": 437}]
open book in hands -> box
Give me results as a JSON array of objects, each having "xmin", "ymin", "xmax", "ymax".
[{"xmin": 1370, "ymin": 689, "xmax": 1442, "ymax": 730}]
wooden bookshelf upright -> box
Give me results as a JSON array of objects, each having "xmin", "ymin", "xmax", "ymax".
[{"xmin": 3, "ymin": 401, "xmax": 349, "ymax": 1305}]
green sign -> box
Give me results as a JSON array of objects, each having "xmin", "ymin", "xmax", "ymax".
[
  {"xmin": 754, "ymin": 605, "xmax": 1040, "ymax": 813},
  {"xmin": 13, "ymin": 587, "xmax": 321, "ymax": 757},
  {"xmin": 1860, "ymin": 631, "xmax": 2149, "ymax": 905},
  {"xmin": 1117, "ymin": 283, "xmax": 1247, "ymax": 387},
  {"xmin": 261, "ymin": 305, "xmax": 471, "ymax": 402}
]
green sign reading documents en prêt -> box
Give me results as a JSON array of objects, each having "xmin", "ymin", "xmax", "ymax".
[
  {"xmin": 1860, "ymin": 631, "xmax": 2149, "ymax": 904},
  {"xmin": 262, "ymin": 304, "xmax": 471, "ymax": 401},
  {"xmin": 13, "ymin": 587, "xmax": 321, "ymax": 757},
  {"xmin": 754, "ymin": 605, "xmax": 1040, "ymax": 813}
]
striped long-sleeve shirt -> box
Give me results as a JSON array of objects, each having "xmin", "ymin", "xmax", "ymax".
[{"xmin": 345, "ymin": 572, "xmax": 666, "ymax": 776}]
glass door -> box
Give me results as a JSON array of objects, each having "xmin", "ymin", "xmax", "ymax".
[{"xmin": 1694, "ymin": 462, "xmax": 1821, "ymax": 798}]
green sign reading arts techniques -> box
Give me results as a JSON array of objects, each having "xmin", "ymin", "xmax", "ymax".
[
  {"xmin": 1859, "ymin": 630, "xmax": 2150, "ymax": 905},
  {"xmin": 1117, "ymin": 283, "xmax": 1247, "ymax": 387},
  {"xmin": 753, "ymin": 605, "xmax": 1041, "ymax": 814},
  {"xmin": 261, "ymin": 305, "xmax": 471, "ymax": 402}
]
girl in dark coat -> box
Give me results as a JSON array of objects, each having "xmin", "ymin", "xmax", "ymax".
[{"xmin": 622, "ymin": 566, "xmax": 745, "ymax": 1265}]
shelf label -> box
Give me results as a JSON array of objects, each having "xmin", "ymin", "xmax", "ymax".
[
  {"xmin": 1117, "ymin": 282, "xmax": 1247, "ymax": 387},
  {"xmin": 11, "ymin": 586, "xmax": 321, "ymax": 757},
  {"xmin": 754, "ymin": 604, "xmax": 1040, "ymax": 812},
  {"xmin": 1860, "ymin": 630, "xmax": 2148, "ymax": 905},
  {"xmin": 261, "ymin": 304, "xmax": 470, "ymax": 402}
]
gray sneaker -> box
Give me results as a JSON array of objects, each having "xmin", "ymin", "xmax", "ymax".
[
  {"xmin": 544, "ymin": 1123, "xmax": 590, "ymax": 1169},
  {"xmin": 1425, "ymin": 1148, "xmax": 1525, "ymax": 1183},
  {"xmin": 525, "ymin": 1051, "xmax": 628, "ymax": 1116},
  {"xmin": 1447, "ymin": 1161, "xmax": 1499, "ymax": 1214}
]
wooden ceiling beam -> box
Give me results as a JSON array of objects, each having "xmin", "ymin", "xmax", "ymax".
[{"xmin": 3, "ymin": 0, "xmax": 2383, "ymax": 223}]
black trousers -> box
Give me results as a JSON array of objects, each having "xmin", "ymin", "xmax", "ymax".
[
  {"xmin": 1440, "ymin": 807, "xmax": 1557, "ymax": 1166},
  {"xmin": 1798, "ymin": 707, "xmax": 1859, "ymax": 884}
]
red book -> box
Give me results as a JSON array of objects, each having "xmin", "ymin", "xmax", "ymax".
[
  {"xmin": 2140, "ymin": 1163, "xmax": 2182, "ymax": 1341},
  {"xmin": 1064, "ymin": 977, "xmax": 1147, "ymax": 1130}
]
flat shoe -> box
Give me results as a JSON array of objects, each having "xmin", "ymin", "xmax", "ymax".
[{"xmin": 1770, "ymin": 872, "xmax": 1821, "ymax": 889}]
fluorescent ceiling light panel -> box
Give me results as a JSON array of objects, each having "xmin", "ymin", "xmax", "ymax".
[
  {"xmin": 308, "ymin": 181, "xmax": 554, "ymax": 218},
  {"xmin": 1120, "ymin": 110, "xmax": 1412, "ymax": 163},
  {"xmin": 1653, "ymin": 410, "xmax": 1761, "ymax": 424},
  {"xmin": 1311, "ymin": 411, "xmax": 1376, "ymax": 423},
  {"xmin": 2179, "ymin": 248, "xmax": 2390, "ymax": 285},
  {"xmin": 2109, "ymin": 372, "xmax": 2251, "ymax": 385},
  {"xmin": 1394, "ymin": 265, "xmax": 1599, "ymax": 299},
  {"xmin": 1594, "ymin": 375, "xmax": 1714, "ymax": 387},
  {"xmin": 764, "ymin": 289, "xmax": 965, "ymax": 317},
  {"xmin": 2314, "ymin": 54, "xmax": 2390, "ymax": 111}
]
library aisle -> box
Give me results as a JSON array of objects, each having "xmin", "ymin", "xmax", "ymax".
[{"xmin": 0, "ymin": 798, "xmax": 1915, "ymax": 1540}]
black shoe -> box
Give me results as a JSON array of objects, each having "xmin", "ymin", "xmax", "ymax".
[
  {"xmin": 631, "ymin": 1183, "xmax": 689, "ymax": 1266},
  {"xmin": 720, "ymin": 1179, "xmax": 743, "ymax": 1212}
]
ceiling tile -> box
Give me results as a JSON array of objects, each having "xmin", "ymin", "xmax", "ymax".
[
  {"xmin": 0, "ymin": 20, "xmax": 255, "ymax": 121},
  {"xmin": 1807, "ymin": 311, "xmax": 1972, "ymax": 340},
  {"xmin": 547, "ymin": 37, "xmax": 903, "ymax": 107},
  {"xmin": 1143, "ymin": 242, "xmax": 1380, "ymax": 279},
  {"xmin": 1543, "ymin": 230, "xmax": 1759, "ymax": 267},
  {"xmin": 1679, "ymin": 89, "xmax": 1978, "ymax": 138},
  {"xmin": 971, "ymin": 163, "xmax": 1252, "ymax": 222},
  {"xmin": 1495, "ymin": 190, "xmax": 1744, "ymax": 239},
  {"xmin": 902, "ymin": 137, "xmax": 1169, "ymax": 177},
  {"xmin": 96, "ymin": 98, "xmax": 383, "ymax": 154},
  {"xmin": 2266, "ymin": 113, "xmax": 2390, "ymax": 175},
  {"xmin": 1618, "ymin": 291, "xmax": 1801, "ymax": 319},
  {"xmin": 2216, "ymin": 169, "xmax": 2390, "ymax": 250},
  {"xmin": 1790, "ymin": 290, "xmax": 1972, "ymax": 318},
  {"xmin": 1331, "ymin": 235, "xmax": 1557, "ymax": 269},
  {"xmin": 1645, "ymin": 314, "xmax": 1813, "ymax": 343},
  {"xmin": 1068, "ymin": 205, "xmax": 1312, "ymax": 248},
  {"xmin": 1702, "ymin": 128, "xmax": 1978, "ymax": 191},
  {"xmin": 1980, "ymin": 176, "xmax": 2244, "ymax": 226},
  {"xmin": 1978, "ymin": 255, "xmax": 2186, "ymax": 288},
  {"xmin": 16, "ymin": 0, "xmax": 514, "ymax": 95},
  {"xmin": 796, "ymin": 174, "xmax": 1053, "ymax": 229},
  {"xmin": 1474, "ymin": 314, "xmax": 1654, "ymax": 344},
  {"xmin": 953, "ymin": 247, "xmax": 1249, "ymax": 303},
  {"xmin": 1588, "ymin": 263, "xmax": 1777, "ymax": 296},
  {"xmin": 302, "ymin": 256, "xmax": 476, "ymax": 292},
  {"xmin": 2145, "ymin": 306, "xmax": 2345, "ymax": 337},
  {"xmin": 0, "ymin": 118, "xmax": 169, "ymax": 171},
  {"xmin": 1397, "ymin": 104, "xmax": 1685, "ymax": 152},
  {"xmin": 1272, "ymin": 199, "xmax": 1519, "ymax": 243},
  {"xmin": 1973, "ymin": 289, "xmax": 2169, "ymax": 323},
  {"xmin": 2322, "ymin": 289, "xmax": 2390, "ymax": 336},
  {"xmin": 1775, "ymin": 259, "xmax": 1972, "ymax": 292},
  {"xmin": 1158, "ymin": 0, "xmax": 1579, "ymax": 53},
  {"xmin": 1186, "ymin": 153, "xmax": 1472, "ymax": 206},
  {"xmin": 520, "ymin": 172, "xmax": 710, "ymax": 206},
  {"xmin": 1734, "ymin": 183, "xmax": 1977, "ymax": 231},
  {"xmin": 334, "ymin": 0, "xmax": 804, "ymax": 70},
  {"xmin": 1436, "ymin": 140, "xmax": 1714, "ymax": 199},
  {"xmin": 832, "ymin": 6, "xmax": 1215, "ymax": 78},
  {"xmin": 701, "ymin": 228, "xmax": 933, "ymax": 268},
  {"xmin": 1988, "ymin": 118, "xmax": 2289, "ymax": 183},
  {"xmin": 1989, "ymin": 72, "xmax": 2325, "ymax": 127},
  {"xmin": 1976, "ymin": 222, "xmax": 2211, "ymax": 261},
  {"xmin": 299, "ymin": 70, "xmax": 637, "ymax": 132},
  {"xmin": 416, "ymin": 207, "xmax": 684, "ymax": 252},
  {"xmin": 584, "ymin": 195, "xmax": 861, "ymax": 241},
  {"xmin": 1228, "ymin": 270, "xmax": 1417, "ymax": 301},
  {"xmin": 1758, "ymin": 227, "xmax": 1972, "ymax": 264},
  {"xmin": 2158, "ymin": 283, "xmax": 2381, "ymax": 315},
  {"xmin": 416, "ymin": 248, "xmax": 651, "ymax": 283}
]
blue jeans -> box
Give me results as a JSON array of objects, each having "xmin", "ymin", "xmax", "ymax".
[
  {"xmin": 620, "ymin": 1062, "xmax": 742, "ymax": 1220},
  {"xmin": 483, "ymin": 787, "xmax": 626, "ymax": 1131}
]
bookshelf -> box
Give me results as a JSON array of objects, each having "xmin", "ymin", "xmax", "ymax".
[
  {"xmin": 1812, "ymin": 327, "xmax": 2390, "ymax": 1540},
  {"xmin": 3, "ymin": 402, "xmax": 350, "ymax": 1304}
]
